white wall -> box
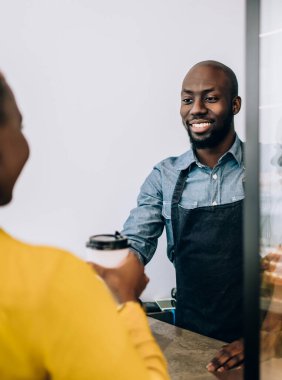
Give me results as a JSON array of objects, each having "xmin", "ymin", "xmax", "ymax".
[{"xmin": 0, "ymin": 0, "xmax": 245, "ymax": 300}]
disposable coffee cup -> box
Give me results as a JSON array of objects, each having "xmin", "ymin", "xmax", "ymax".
[{"xmin": 86, "ymin": 231, "xmax": 130, "ymax": 267}]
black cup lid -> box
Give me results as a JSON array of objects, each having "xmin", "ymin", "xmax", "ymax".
[{"xmin": 86, "ymin": 231, "xmax": 129, "ymax": 250}]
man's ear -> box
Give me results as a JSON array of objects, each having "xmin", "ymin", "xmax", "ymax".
[{"xmin": 232, "ymin": 96, "xmax": 241, "ymax": 115}]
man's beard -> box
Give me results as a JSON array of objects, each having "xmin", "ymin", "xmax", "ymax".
[{"xmin": 186, "ymin": 114, "xmax": 234, "ymax": 149}]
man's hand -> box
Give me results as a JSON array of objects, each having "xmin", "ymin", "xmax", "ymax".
[
  {"xmin": 88, "ymin": 253, "xmax": 149, "ymax": 304},
  {"xmin": 206, "ymin": 338, "xmax": 244, "ymax": 372}
]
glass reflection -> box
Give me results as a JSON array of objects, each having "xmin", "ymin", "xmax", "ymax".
[{"xmin": 260, "ymin": 1, "xmax": 282, "ymax": 376}]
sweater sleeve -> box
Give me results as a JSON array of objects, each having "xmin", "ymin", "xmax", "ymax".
[
  {"xmin": 118, "ymin": 302, "xmax": 170, "ymax": 380},
  {"xmin": 32, "ymin": 251, "xmax": 170, "ymax": 380}
]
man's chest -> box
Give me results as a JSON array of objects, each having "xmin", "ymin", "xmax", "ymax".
[{"xmin": 163, "ymin": 162, "xmax": 245, "ymax": 210}]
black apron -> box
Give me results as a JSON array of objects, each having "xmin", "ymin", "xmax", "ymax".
[{"xmin": 171, "ymin": 168, "xmax": 243, "ymax": 342}]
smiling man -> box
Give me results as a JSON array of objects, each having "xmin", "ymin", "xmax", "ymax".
[{"xmin": 122, "ymin": 60, "xmax": 245, "ymax": 372}]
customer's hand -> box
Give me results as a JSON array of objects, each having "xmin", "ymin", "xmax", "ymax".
[
  {"xmin": 88, "ymin": 253, "xmax": 149, "ymax": 304},
  {"xmin": 206, "ymin": 338, "xmax": 244, "ymax": 372}
]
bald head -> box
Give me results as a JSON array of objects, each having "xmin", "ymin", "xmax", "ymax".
[{"xmin": 185, "ymin": 60, "xmax": 238, "ymax": 99}]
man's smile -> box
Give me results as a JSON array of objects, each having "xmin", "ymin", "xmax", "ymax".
[{"xmin": 188, "ymin": 120, "xmax": 214, "ymax": 134}]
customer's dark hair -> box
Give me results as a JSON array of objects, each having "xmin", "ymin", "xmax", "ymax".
[{"xmin": 0, "ymin": 80, "xmax": 6, "ymax": 124}]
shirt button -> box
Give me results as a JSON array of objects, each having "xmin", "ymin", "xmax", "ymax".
[
  {"xmin": 212, "ymin": 173, "xmax": 218, "ymax": 180},
  {"xmin": 212, "ymin": 201, "xmax": 217, "ymax": 206}
]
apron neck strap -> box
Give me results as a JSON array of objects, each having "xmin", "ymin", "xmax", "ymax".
[{"xmin": 172, "ymin": 168, "xmax": 190, "ymax": 205}]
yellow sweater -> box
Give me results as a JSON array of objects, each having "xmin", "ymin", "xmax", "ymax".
[{"xmin": 0, "ymin": 229, "xmax": 169, "ymax": 380}]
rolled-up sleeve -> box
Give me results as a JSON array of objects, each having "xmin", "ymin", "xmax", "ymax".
[{"xmin": 122, "ymin": 166, "xmax": 165, "ymax": 265}]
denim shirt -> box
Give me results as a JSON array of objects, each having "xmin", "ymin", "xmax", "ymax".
[{"xmin": 122, "ymin": 135, "xmax": 245, "ymax": 265}]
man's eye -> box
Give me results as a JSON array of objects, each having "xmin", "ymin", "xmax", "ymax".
[
  {"xmin": 182, "ymin": 98, "xmax": 193, "ymax": 105},
  {"xmin": 205, "ymin": 96, "xmax": 218, "ymax": 103}
]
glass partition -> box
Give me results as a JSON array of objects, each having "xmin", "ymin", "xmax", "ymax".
[{"xmin": 259, "ymin": 0, "xmax": 282, "ymax": 378}]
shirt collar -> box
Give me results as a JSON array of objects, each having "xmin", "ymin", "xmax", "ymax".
[
  {"xmin": 175, "ymin": 134, "xmax": 244, "ymax": 171},
  {"xmin": 219, "ymin": 134, "xmax": 244, "ymax": 167}
]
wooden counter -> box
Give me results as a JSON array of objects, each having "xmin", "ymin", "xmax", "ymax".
[{"xmin": 148, "ymin": 317, "xmax": 243, "ymax": 380}]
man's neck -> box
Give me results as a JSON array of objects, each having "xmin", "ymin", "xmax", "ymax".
[{"xmin": 195, "ymin": 132, "xmax": 236, "ymax": 168}]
